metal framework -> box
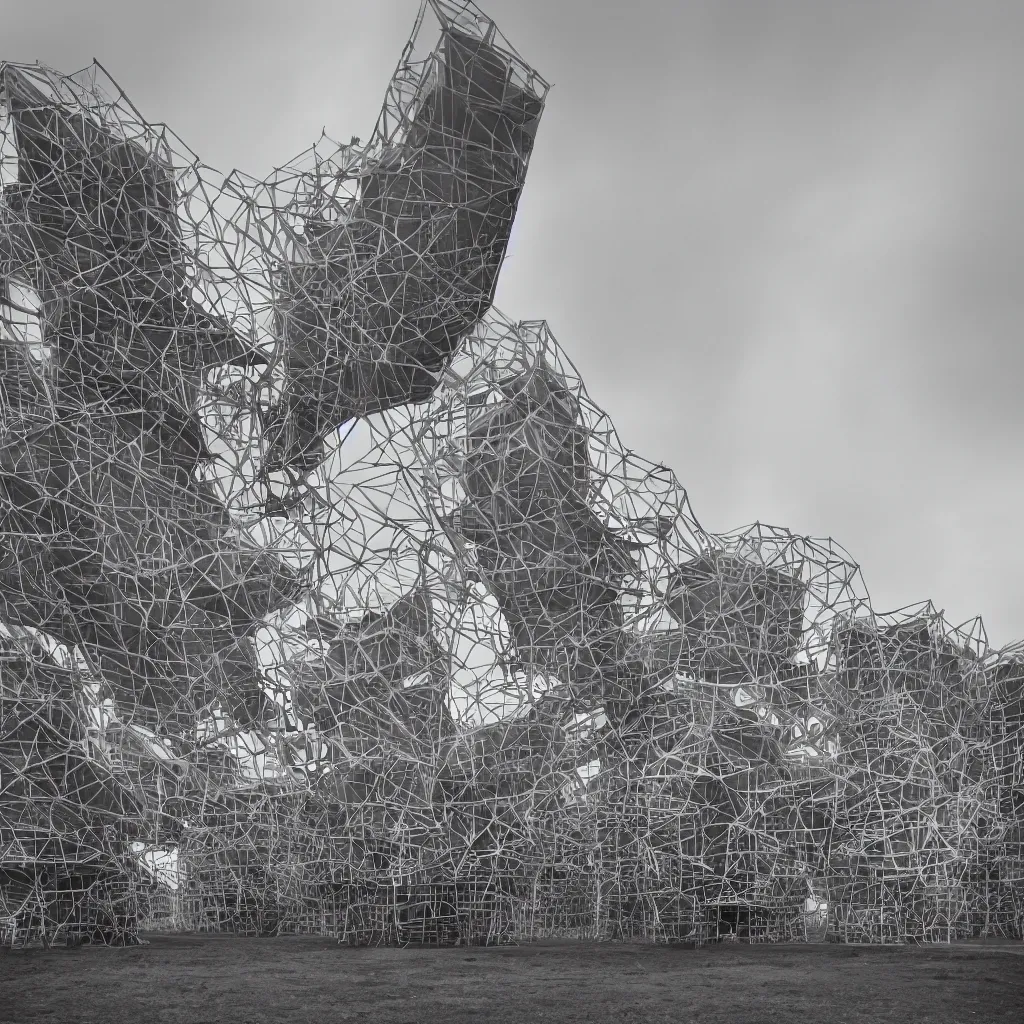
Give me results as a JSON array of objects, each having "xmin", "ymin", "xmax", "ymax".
[{"xmin": 0, "ymin": 1, "xmax": 1020, "ymax": 949}]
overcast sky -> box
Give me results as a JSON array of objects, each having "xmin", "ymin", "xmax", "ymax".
[{"xmin": 4, "ymin": 0, "xmax": 1023, "ymax": 648}]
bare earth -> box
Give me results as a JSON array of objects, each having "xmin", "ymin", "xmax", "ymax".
[{"xmin": 1, "ymin": 935, "xmax": 1022, "ymax": 1024}]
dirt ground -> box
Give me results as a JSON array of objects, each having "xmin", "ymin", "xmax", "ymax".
[{"xmin": 1, "ymin": 935, "xmax": 1022, "ymax": 1024}]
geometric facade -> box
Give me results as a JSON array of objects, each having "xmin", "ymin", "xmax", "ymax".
[{"xmin": 1, "ymin": 0, "xmax": 1020, "ymax": 948}]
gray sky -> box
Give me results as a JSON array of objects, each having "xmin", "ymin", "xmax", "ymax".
[{"xmin": 4, "ymin": 0, "xmax": 1023, "ymax": 648}]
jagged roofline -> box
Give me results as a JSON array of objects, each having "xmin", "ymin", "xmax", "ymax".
[
  {"xmin": 474, "ymin": 314, "xmax": 995, "ymax": 654},
  {"xmin": 0, "ymin": 51, "xmax": 999, "ymax": 692},
  {"xmin": 503, "ymin": 327, "xmax": 990, "ymax": 647}
]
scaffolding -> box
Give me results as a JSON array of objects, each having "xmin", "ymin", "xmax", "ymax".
[{"xmin": 0, "ymin": 1, "xmax": 1020, "ymax": 949}]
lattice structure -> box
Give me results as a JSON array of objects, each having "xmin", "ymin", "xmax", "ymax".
[{"xmin": 0, "ymin": 1, "xmax": 1020, "ymax": 950}]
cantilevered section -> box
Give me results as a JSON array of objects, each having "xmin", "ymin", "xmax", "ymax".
[{"xmin": 266, "ymin": 1, "xmax": 548, "ymax": 472}]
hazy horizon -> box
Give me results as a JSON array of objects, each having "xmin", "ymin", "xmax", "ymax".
[{"xmin": 4, "ymin": 0, "xmax": 1023, "ymax": 647}]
